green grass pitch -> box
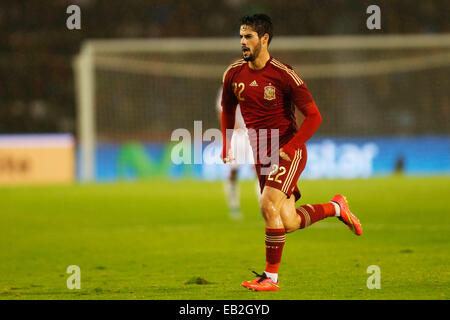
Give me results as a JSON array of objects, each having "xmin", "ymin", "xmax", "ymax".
[{"xmin": 0, "ymin": 176, "xmax": 449, "ymax": 300}]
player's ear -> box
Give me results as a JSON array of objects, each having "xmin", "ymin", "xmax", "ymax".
[{"xmin": 262, "ymin": 33, "xmax": 269, "ymax": 46}]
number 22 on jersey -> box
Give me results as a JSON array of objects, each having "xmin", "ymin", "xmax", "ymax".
[{"xmin": 232, "ymin": 82, "xmax": 245, "ymax": 101}]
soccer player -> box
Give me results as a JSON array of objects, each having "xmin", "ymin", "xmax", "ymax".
[
  {"xmin": 221, "ymin": 14, "xmax": 363, "ymax": 291},
  {"xmin": 216, "ymin": 88, "xmax": 260, "ymax": 220}
]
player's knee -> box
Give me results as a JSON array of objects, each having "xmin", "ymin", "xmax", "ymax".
[{"xmin": 260, "ymin": 198, "xmax": 280, "ymax": 222}]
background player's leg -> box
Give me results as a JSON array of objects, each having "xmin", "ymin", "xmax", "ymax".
[
  {"xmin": 224, "ymin": 166, "xmax": 242, "ymax": 220},
  {"xmin": 259, "ymin": 186, "xmax": 288, "ymax": 282}
]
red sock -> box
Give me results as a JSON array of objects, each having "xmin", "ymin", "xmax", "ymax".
[
  {"xmin": 296, "ymin": 203, "xmax": 335, "ymax": 229},
  {"xmin": 265, "ymin": 228, "xmax": 286, "ymax": 274}
]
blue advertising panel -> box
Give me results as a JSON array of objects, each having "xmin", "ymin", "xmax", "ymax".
[{"xmin": 76, "ymin": 136, "xmax": 450, "ymax": 182}]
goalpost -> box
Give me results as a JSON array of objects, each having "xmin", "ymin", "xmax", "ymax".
[{"xmin": 74, "ymin": 34, "xmax": 450, "ymax": 182}]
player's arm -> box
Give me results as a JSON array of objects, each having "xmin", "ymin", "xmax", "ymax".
[
  {"xmin": 221, "ymin": 72, "xmax": 238, "ymax": 162},
  {"xmin": 281, "ymin": 78, "xmax": 322, "ymax": 161}
]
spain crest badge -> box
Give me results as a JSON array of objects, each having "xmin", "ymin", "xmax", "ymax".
[{"xmin": 264, "ymin": 85, "xmax": 276, "ymax": 100}]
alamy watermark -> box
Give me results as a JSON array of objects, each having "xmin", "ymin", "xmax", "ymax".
[
  {"xmin": 366, "ymin": 265, "xmax": 381, "ymax": 289},
  {"xmin": 170, "ymin": 121, "xmax": 279, "ymax": 175},
  {"xmin": 366, "ymin": 5, "xmax": 381, "ymax": 30},
  {"xmin": 66, "ymin": 265, "xmax": 81, "ymax": 289},
  {"xmin": 66, "ymin": 5, "xmax": 81, "ymax": 30},
  {"xmin": 65, "ymin": 5, "xmax": 380, "ymax": 32}
]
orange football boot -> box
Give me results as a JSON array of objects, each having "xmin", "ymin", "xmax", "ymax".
[
  {"xmin": 242, "ymin": 271, "xmax": 279, "ymax": 291},
  {"xmin": 331, "ymin": 194, "xmax": 363, "ymax": 236}
]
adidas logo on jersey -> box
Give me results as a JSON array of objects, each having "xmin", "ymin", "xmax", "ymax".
[{"xmin": 250, "ymin": 80, "xmax": 258, "ymax": 87}]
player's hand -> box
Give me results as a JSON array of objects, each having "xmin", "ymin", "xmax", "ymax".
[
  {"xmin": 223, "ymin": 148, "xmax": 235, "ymax": 163},
  {"xmin": 279, "ymin": 148, "xmax": 291, "ymax": 162}
]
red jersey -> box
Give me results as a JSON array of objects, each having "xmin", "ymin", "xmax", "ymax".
[{"xmin": 221, "ymin": 56, "xmax": 320, "ymax": 162}]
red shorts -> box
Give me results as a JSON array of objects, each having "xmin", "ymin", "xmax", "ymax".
[{"xmin": 255, "ymin": 144, "xmax": 307, "ymax": 202}]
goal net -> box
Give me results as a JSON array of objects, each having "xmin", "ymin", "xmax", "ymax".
[{"xmin": 74, "ymin": 35, "xmax": 450, "ymax": 181}]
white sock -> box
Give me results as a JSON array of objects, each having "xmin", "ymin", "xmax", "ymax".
[
  {"xmin": 330, "ymin": 201, "xmax": 341, "ymax": 217},
  {"xmin": 264, "ymin": 271, "xmax": 278, "ymax": 283}
]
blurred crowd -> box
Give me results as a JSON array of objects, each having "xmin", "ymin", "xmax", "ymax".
[{"xmin": 0, "ymin": 0, "xmax": 448, "ymax": 135}]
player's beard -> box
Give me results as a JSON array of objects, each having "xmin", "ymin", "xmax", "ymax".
[{"xmin": 243, "ymin": 41, "xmax": 261, "ymax": 62}]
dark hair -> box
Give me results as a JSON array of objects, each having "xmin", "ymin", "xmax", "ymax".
[{"xmin": 240, "ymin": 14, "xmax": 273, "ymax": 45}]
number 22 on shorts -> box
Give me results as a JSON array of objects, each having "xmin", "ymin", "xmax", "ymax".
[{"xmin": 267, "ymin": 164, "xmax": 286, "ymax": 183}]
